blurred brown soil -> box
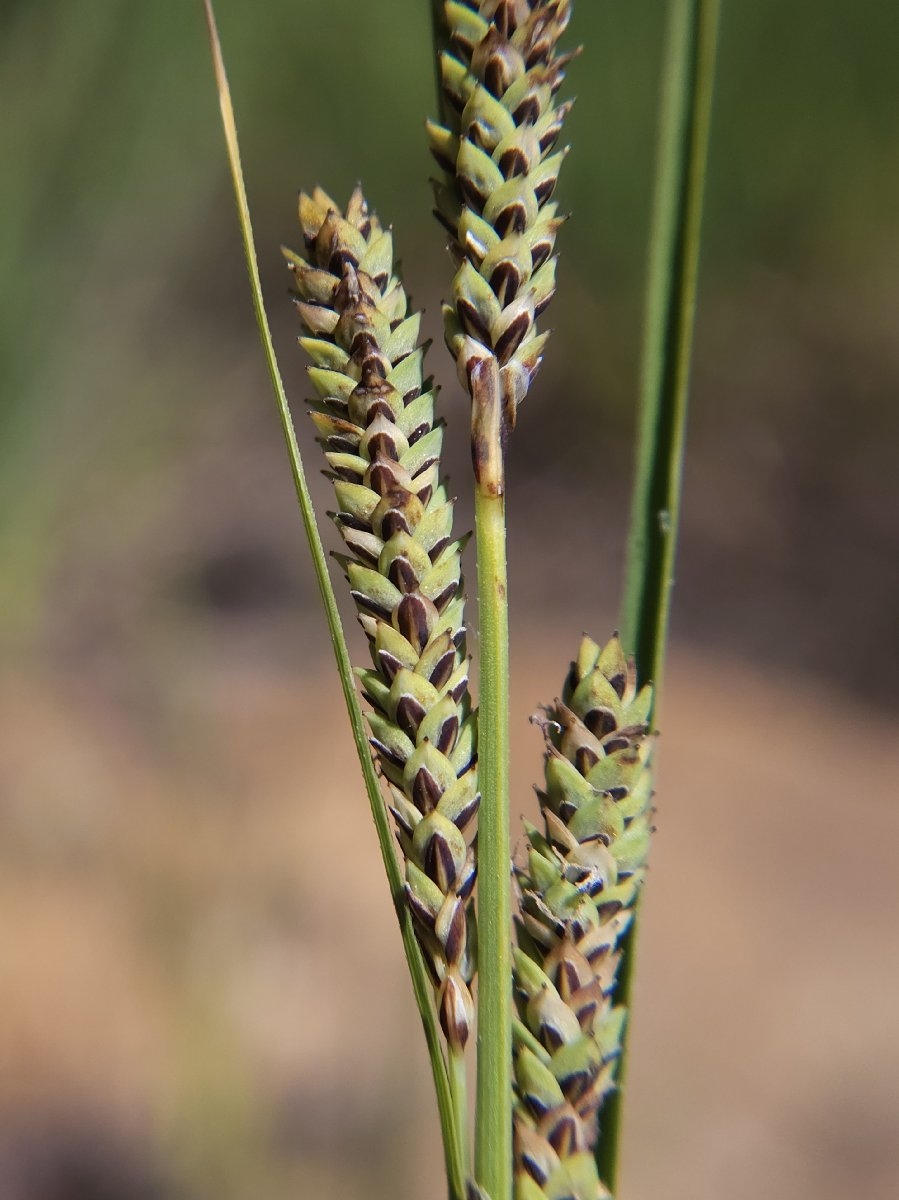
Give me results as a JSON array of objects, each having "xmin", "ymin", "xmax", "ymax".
[{"xmin": 0, "ymin": 631, "xmax": 897, "ymax": 1199}]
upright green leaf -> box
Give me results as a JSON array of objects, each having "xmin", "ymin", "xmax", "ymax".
[
  {"xmin": 611, "ymin": 0, "xmax": 721, "ymax": 1190},
  {"xmin": 201, "ymin": 4, "xmax": 467, "ymax": 1195}
]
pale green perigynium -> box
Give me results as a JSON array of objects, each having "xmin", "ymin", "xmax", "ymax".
[
  {"xmin": 513, "ymin": 637, "xmax": 654, "ymax": 1198},
  {"xmin": 284, "ymin": 187, "xmax": 478, "ymax": 1051},
  {"xmin": 428, "ymin": 0, "xmax": 574, "ymax": 456}
]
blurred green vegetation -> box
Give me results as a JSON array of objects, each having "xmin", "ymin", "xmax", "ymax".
[{"xmin": 2, "ymin": 0, "xmax": 898, "ymax": 649}]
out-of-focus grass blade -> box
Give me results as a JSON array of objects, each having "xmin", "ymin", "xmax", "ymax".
[
  {"xmin": 200, "ymin": 4, "xmax": 466, "ymax": 1196},
  {"xmin": 606, "ymin": 0, "xmax": 722, "ymax": 1190}
]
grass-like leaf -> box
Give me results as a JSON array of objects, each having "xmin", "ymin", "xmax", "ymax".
[
  {"xmin": 200, "ymin": 3, "xmax": 467, "ymax": 1196},
  {"xmin": 607, "ymin": 0, "xmax": 722, "ymax": 1190}
]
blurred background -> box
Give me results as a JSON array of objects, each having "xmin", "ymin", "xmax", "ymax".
[{"xmin": 1, "ymin": 1, "xmax": 897, "ymax": 1197}]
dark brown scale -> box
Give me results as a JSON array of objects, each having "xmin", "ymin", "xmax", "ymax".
[
  {"xmin": 406, "ymin": 419, "xmax": 431, "ymax": 445},
  {"xmin": 340, "ymin": 531, "xmax": 379, "ymax": 567},
  {"xmin": 459, "ymin": 172, "xmax": 489, "ymax": 212},
  {"xmin": 482, "ymin": 48, "xmax": 517, "ymax": 99},
  {"xmin": 534, "ymin": 286, "xmax": 556, "ymax": 319},
  {"xmin": 513, "ymin": 94, "xmax": 541, "ymax": 125},
  {"xmin": 457, "ymin": 296, "xmax": 493, "ymax": 345},
  {"xmin": 368, "ymin": 459, "xmax": 405, "ymax": 497},
  {"xmin": 557, "ymin": 798, "xmax": 577, "ymax": 823},
  {"xmin": 466, "ymin": 120, "xmax": 494, "ymax": 153},
  {"xmin": 548, "ymin": 1111, "xmax": 579, "ymax": 1156},
  {"xmin": 357, "ymin": 394, "xmax": 397, "ymax": 427},
  {"xmin": 441, "ymin": 899, "xmax": 467, "ymax": 963},
  {"xmin": 325, "ymin": 434, "xmax": 359, "ymax": 454},
  {"xmin": 457, "ymin": 859, "xmax": 477, "ymax": 901},
  {"xmin": 395, "ymin": 694, "xmax": 427, "ymax": 739},
  {"xmin": 431, "ymin": 712, "xmax": 459, "ymax": 756},
  {"xmin": 326, "ymin": 396, "xmax": 350, "ymax": 417},
  {"xmin": 493, "ymin": 1, "xmax": 518, "ymax": 40},
  {"xmin": 494, "ymin": 201, "xmax": 528, "ymax": 238},
  {"xmin": 376, "ymin": 648, "xmax": 403, "ymax": 683},
  {"xmin": 428, "ymin": 535, "xmax": 450, "ymax": 563},
  {"xmin": 540, "ymin": 1020, "xmax": 566, "ymax": 1055},
  {"xmin": 350, "ymin": 589, "xmax": 392, "ymax": 621},
  {"xmin": 574, "ymin": 745, "xmax": 599, "ymax": 775},
  {"xmin": 556, "ymin": 1063, "xmax": 597, "ymax": 1104},
  {"xmin": 602, "ymin": 735, "xmax": 630, "ymax": 756},
  {"xmin": 404, "ymin": 884, "xmax": 437, "ymax": 932},
  {"xmin": 328, "ymin": 246, "xmax": 360, "ymax": 276},
  {"xmin": 396, "ymin": 593, "xmax": 433, "ymax": 651},
  {"xmin": 530, "ymin": 238, "xmax": 553, "ymax": 270},
  {"xmin": 533, "ymin": 173, "xmax": 558, "ymax": 205},
  {"xmin": 366, "ymin": 429, "xmax": 401, "ymax": 461},
  {"xmin": 584, "ymin": 708, "xmax": 617, "ymax": 738},
  {"xmin": 379, "ymin": 507, "xmax": 414, "ymax": 539},
  {"xmin": 432, "ymin": 582, "xmax": 461, "ymax": 614},
  {"xmin": 331, "ymin": 464, "xmax": 361, "ymax": 484},
  {"xmin": 336, "ymin": 511, "xmax": 370, "ymax": 535},
  {"xmin": 387, "ymin": 556, "xmax": 418, "ymax": 595},
  {"xmin": 353, "ymin": 331, "xmax": 389, "ymax": 373},
  {"xmin": 520, "ymin": 1151, "xmax": 547, "ymax": 1186},
  {"xmin": 370, "ymin": 736, "xmax": 405, "ymax": 770},
  {"xmin": 427, "ymin": 833, "xmax": 458, "ymax": 893},
  {"xmin": 411, "ymin": 449, "xmax": 440, "ymax": 481},
  {"xmin": 494, "ymin": 308, "xmax": 531, "ymax": 362},
  {"xmin": 412, "ymin": 767, "xmax": 443, "ymax": 814},
  {"xmin": 594, "ymin": 897, "xmax": 623, "ymax": 922},
  {"xmin": 498, "ymin": 145, "xmax": 530, "ymax": 178},
  {"xmin": 490, "ymin": 259, "xmax": 522, "ymax": 306},
  {"xmin": 428, "ymin": 647, "xmax": 457, "ymax": 692},
  {"xmin": 455, "ymin": 794, "xmax": 480, "ymax": 833}
]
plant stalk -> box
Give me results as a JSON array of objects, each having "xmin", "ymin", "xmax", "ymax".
[
  {"xmin": 473, "ymin": 483, "xmax": 512, "ymax": 1200},
  {"xmin": 449, "ymin": 1048, "xmax": 470, "ymax": 1182},
  {"xmin": 605, "ymin": 0, "xmax": 721, "ymax": 1190},
  {"xmin": 201, "ymin": 4, "xmax": 467, "ymax": 1196}
]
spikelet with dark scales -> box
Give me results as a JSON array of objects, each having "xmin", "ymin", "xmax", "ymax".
[
  {"xmin": 512, "ymin": 636, "xmax": 654, "ymax": 1198},
  {"xmin": 428, "ymin": 0, "xmax": 575, "ymax": 431},
  {"xmin": 284, "ymin": 186, "xmax": 478, "ymax": 1051}
]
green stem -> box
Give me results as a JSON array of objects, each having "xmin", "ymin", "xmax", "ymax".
[
  {"xmin": 473, "ymin": 487, "xmax": 512, "ymax": 1200},
  {"xmin": 201, "ymin": 4, "xmax": 466, "ymax": 1198},
  {"xmin": 604, "ymin": 0, "xmax": 721, "ymax": 1191},
  {"xmin": 449, "ymin": 1048, "xmax": 470, "ymax": 1183}
]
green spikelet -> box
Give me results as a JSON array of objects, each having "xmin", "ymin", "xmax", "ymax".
[
  {"xmin": 284, "ymin": 186, "xmax": 478, "ymax": 1051},
  {"xmin": 428, "ymin": 0, "xmax": 575, "ymax": 436},
  {"xmin": 512, "ymin": 636, "xmax": 654, "ymax": 1196}
]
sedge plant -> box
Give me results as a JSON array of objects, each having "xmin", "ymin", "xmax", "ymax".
[{"xmin": 203, "ymin": 1, "xmax": 719, "ymax": 1197}]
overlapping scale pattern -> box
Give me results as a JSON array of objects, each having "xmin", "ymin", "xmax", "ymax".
[
  {"xmin": 429, "ymin": 0, "xmax": 575, "ymax": 431},
  {"xmin": 513, "ymin": 637, "xmax": 654, "ymax": 1198},
  {"xmin": 285, "ymin": 186, "xmax": 478, "ymax": 1050}
]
